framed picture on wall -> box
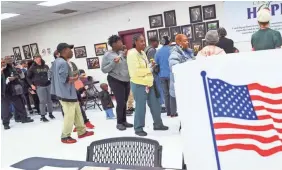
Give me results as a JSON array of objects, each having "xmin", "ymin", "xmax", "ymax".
[
  {"xmin": 74, "ymin": 46, "xmax": 87, "ymax": 58},
  {"xmin": 170, "ymin": 26, "xmax": 181, "ymax": 42},
  {"xmin": 191, "ymin": 40, "xmax": 203, "ymax": 55},
  {"xmin": 149, "ymin": 14, "xmax": 163, "ymax": 29},
  {"xmin": 94, "ymin": 43, "xmax": 108, "ymax": 56},
  {"xmin": 206, "ymin": 20, "xmax": 219, "ymax": 31},
  {"xmin": 203, "ymin": 4, "xmax": 216, "ymax": 20},
  {"xmin": 22, "ymin": 45, "xmax": 32, "ymax": 59},
  {"xmin": 180, "ymin": 24, "xmax": 194, "ymax": 40},
  {"xmin": 30, "ymin": 43, "xmax": 39, "ymax": 56},
  {"xmin": 164, "ymin": 10, "xmax": 177, "ymax": 27},
  {"xmin": 86, "ymin": 57, "xmax": 100, "ymax": 69},
  {"xmin": 158, "ymin": 28, "xmax": 170, "ymax": 40},
  {"xmin": 193, "ymin": 22, "xmax": 206, "ymax": 40},
  {"xmin": 147, "ymin": 30, "xmax": 159, "ymax": 44},
  {"xmin": 202, "ymin": 39, "xmax": 207, "ymax": 47},
  {"xmin": 189, "ymin": 6, "xmax": 202, "ymax": 23},
  {"xmin": 12, "ymin": 47, "xmax": 22, "ymax": 61}
]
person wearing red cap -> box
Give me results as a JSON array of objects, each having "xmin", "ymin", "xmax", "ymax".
[{"xmin": 251, "ymin": 8, "xmax": 282, "ymax": 51}]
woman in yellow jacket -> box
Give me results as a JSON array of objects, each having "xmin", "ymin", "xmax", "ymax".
[{"xmin": 127, "ymin": 34, "xmax": 169, "ymax": 136}]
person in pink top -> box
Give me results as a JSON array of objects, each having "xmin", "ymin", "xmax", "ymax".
[{"xmin": 197, "ymin": 30, "xmax": 226, "ymax": 57}]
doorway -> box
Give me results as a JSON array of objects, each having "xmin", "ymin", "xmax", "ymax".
[{"xmin": 118, "ymin": 28, "xmax": 146, "ymax": 50}]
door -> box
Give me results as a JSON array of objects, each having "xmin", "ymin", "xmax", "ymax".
[{"xmin": 118, "ymin": 28, "xmax": 146, "ymax": 50}]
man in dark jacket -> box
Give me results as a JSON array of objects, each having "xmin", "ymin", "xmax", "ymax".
[
  {"xmin": 27, "ymin": 55, "xmax": 55, "ymax": 122},
  {"xmin": 216, "ymin": 27, "xmax": 234, "ymax": 54},
  {"xmin": 1, "ymin": 57, "xmax": 33, "ymax": 130}
]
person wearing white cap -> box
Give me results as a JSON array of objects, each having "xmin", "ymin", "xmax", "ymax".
[
  {"xmin": 251, "ymin": 8, "xmax": 282, "ymax": 51},
  {"xmin": 197, "ymin": 30, "xmax": 226, "ymax": 57}
]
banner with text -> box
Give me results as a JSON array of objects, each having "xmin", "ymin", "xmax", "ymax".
[
  {"xmin": 173, "ymin": 49, "xmax": 282, "ymax": 170},
  {"xmin": 223, "ymin": 1, "xmax": 282, "ymax": 42}
]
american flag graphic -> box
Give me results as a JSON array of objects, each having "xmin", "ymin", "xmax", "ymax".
[{"xmin": 207, "ymin": 78, "xmax": 282, "ymax": 157}]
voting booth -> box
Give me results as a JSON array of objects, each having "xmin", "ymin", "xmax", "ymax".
[{"xmin": 173, "ymin": 49, "xmax": 282, "ymax": 170}]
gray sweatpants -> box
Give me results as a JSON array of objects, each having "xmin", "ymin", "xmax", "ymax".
[{"xmin": 36, "ymin": 85, "xmax": 53, "ymax": 116}]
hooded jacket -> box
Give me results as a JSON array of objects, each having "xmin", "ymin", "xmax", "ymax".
[
  {"xmin": 26, "ymin": 60, "xmax": 50, "ymax": 87},
  {"xmin": 169, "ymin": 45, "xmax": 195, "ymax": 97}
]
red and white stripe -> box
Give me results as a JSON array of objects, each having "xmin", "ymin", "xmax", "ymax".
[{"xmin": 214, "ymin": 83, "xmax": 282, "ymax": 157}]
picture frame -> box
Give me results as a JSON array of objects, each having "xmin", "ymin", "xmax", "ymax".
[
  {"xmin": 170, "ymin": 26, "xmax": 181, "ymax": 42},
  {"xmin": 180, "ymin": 24, "xmax": 194, "ymax": 40},
  {"xmin": 30, "ymin": 43, "xmax": 39, "ymax": 56},
  {"xmin": 203, "ymin": 4, "xmax": 216, "ymax": 20},
  {"xmin": 191, "ymin": 40, "xmax": 203, "ymax": 55},
  {"xmin": 86, "ymin": 57, "xmax": 100, "ymax": 69},
  {"xmin": 202, "ymin": 39, "xmax": 207, "ymax": 48},
  {"xmin": 149, "ymin": 14, "xmax": 163, "ymax": 29},
  {"xmin": 164, "ymin": 10, "xmax": 177, "ymax": 27},
  {"xmin": 147, "ymin": 30, "xmax": 159, "ymax": 44},
  {"xmin": 206, "ymin": 20, "xmax": 219, "ymax": 31},
  {"xmin": 74, "ymin": 46, "xmax": 87, "ymax": 58},
  {"xmin": 94, "ymin": 43, "xmax": 108, "ymax": 56},
  {"xmin": 193, "ymin": 22, "xmax": 206, "ymax": 40},
  {"xmin": 12, "ymin": 46, "xmax": 22, "ymax": 61},
  {"xmin": 189, "ymin": 6, "xmax": 202, "ymax": 23},
  {"xmin": 22, "ymin": 45, "xmax": 32, "ymax": 59},
  {"xmin": 158, "ymin": 28, "xmax": 170, "ymax": 40}
]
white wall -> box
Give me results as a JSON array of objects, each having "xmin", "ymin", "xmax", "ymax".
[{"xmin": 1, "ymin": 1, "xmax": 251, "ymax": 83}]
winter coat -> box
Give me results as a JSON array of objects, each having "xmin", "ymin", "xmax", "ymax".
[
  {"xmin": 98, "ymin": 90, "xmax": 114, "ymax": 110},
  {"xmin": 169, "ymin": 45, "xmax": 195, "ymax": 97},
  {"xmin": 197, "ymin": 45, "xmax": 226, "ymax": 57}
]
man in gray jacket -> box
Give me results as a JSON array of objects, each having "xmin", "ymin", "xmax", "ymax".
[{"xmin": 50, "ymin": 43, "xmax": 93, "ymax": 144}]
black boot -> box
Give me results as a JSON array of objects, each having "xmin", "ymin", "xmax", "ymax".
[
  {"xmin": 4, "ymin": 125, "xmax": 10, "ymax": 130},
  {"xmin": 135, "ymin": 131, "xmax": 147, "ymax": 136},
  {"xmin": 161, "ymin": 107, "xmax": 167, "ymax": 113},
  {"xmin": 40, "ymin": 116, "xmax": 49, "ymax": 122},
  {"xmin": 49, "ymin": 113, "xmax": 55, "ymax": 119},
  {"xmin": 21, "ymin": 117, "xmax": 34, "ymax": 123}
]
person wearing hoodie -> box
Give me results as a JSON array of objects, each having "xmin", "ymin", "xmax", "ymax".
[
  {"xmin": 169, "ymin": 34, "xmax": 195, "ymax": 116},
  {"xmin": 155, "ymin": 36, "xmax": 174, "ymax": 117},
  {"xmin": 27, "ymin": 55, "xmax": 55, "ymax": 122},
  {"xmin": 197, "ymin": 30, "xmax": 226, "ymax": 57}
]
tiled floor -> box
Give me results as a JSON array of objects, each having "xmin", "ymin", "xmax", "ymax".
[{"xmin": 1, "ymin": 106, "xmax": 183, "ymax": 169}]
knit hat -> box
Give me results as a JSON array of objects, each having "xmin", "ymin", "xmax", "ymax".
[
  {"xmin": 217, "ymin": 27, "xmax": 227, "ymax": 37},
  {"xmin": 205, "ymin": 30, "xmax": 219, "ymax": 44},
  {"xmin": 257, "ymin": 8, "xmax": 271, "ymax": 22}
]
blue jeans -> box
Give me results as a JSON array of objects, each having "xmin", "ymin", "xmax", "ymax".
[
  {"xmin": 105, "ymin": 108, "xmax": 115, "ymax": 118},
  {"xmin": 130, "ymin": 82, "xmax": 163, "ymax": 132}
]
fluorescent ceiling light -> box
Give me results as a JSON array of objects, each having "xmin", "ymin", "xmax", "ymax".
[
  {"xmin": 37, "ymin": 1, "xmax": 71, "ymax": 7},
  {"xmin": 1, "ymin": 13, "xmax": 20, "ymax": 20}
]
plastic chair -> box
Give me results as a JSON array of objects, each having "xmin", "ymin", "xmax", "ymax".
[{"xmin": 86, "ymin": 137, "xmax": 162, "ymax": 167}]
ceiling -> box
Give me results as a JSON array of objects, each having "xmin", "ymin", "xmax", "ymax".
[{"xmin": 1, "ymin": 1, "xmax": 134, "ymax": 32}]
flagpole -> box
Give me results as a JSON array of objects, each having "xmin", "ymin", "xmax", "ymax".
[{"xmin": 201, "ymin": 71, "xmax": 221, "ymax": 170}]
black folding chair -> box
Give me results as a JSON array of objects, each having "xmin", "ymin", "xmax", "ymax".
[
  {"xmin": 86, "ymin": 137, "xmax": 163, "ymax": 167},
  {"xmin": 83, "ymin": 81, "xmax": 102, "ymax": 111}
]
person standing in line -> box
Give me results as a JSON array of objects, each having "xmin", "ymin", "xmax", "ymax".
[
  {"xmin": 1, "ymin": 58, "xmax": 34, "ymax": 130},
  {"xmin": 127, "ymin": 34, "xmax": 169, "ymax": 136},
  {"xmin": 197, "ymin": 30, "xmax": 226, "ymax": 57},
  {"xmin": 155, "ymin": 36, "xmax": 175, "ymax": 117},
  {"xmin": 144, "ymin": 37, "xmax": 166, "ymax": 113},
  {"xmin": 101, "ymin": 35, "xmax": 133, "ymax": 131},
  {"xmin": 216, "ymin": 27, "xmax": 234, "ymax": 54},
  {"xmin": 251, "ymin": 8, "xmax": 282, "ymax": 51},
  {"xmin": 169, "ymin": 34, "xmax": 195, "ymax": 117},
  {"xmin": 51, "ymin": 43, "xmax": 94, "ymax": 144},
  {"xmin": 53, "ymin": 50, "xmax": 95, "ymax": 131},
  {"xmin": 27, "ymin": 55, "xmax": 55, "ymax": 122}
]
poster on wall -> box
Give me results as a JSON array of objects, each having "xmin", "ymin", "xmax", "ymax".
[
  {"xmin": 223, "ymin": 1, "xmax": 282, "ymax": 42},
  {"xmin": 86, "ymin": 57, "xmax": 100, "ymax": 69}
]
